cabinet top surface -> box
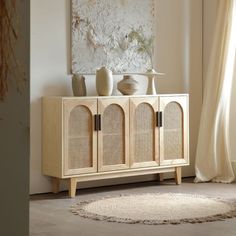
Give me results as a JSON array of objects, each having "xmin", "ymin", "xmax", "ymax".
[{"xmin": 43, "ymin": 94, "xmax": 189, "ymax": 100}]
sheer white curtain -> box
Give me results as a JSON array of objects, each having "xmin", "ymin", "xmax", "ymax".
[{"xmin": 195, "ymin": 0, "xmax": 236, "ymax": 183}]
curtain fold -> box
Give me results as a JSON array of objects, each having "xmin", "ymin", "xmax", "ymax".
[{"xmin": 195, "ymin": 0, "xmax": 236, "ymax": 183}]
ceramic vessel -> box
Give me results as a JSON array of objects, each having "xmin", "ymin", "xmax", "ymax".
[
  {"xmin": 117, "ymin": 75, "xmax": 139, "ymax": 95},
  {"xmin": 96, "ymin": 66, "xmax": 113, "ymax": 96},
  {"xmin": 72, "ymin": 74, "xmax": 87, "ymax": 96},
  {"xmin": 145, "ymin": 69, "xmax": 158, "ymax": 95}
]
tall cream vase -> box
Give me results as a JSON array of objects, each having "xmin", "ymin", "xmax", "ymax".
[{"xmin": 96, "ymin": 66, "xmax": 113, "ymax": 96}]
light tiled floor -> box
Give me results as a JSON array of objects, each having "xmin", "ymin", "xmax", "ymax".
[{"xmin": 30, "ymin": 178, "xmax": 236, "ymax": 236}]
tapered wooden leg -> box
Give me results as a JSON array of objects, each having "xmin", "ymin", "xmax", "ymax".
[
  {"xmin": 175, "ymin": 167, "xmax": 182, "ymax": 185},
  {"xmin": 157, "ymin": 173, "xmax": 164, "ymax": 182},
  {"xmin": 68, "ymin": 178, "xmax": 77, "ymax": 198},
  {"xmin": 52, "ymin": 177, "xmax": 60, "ymax": 193}
]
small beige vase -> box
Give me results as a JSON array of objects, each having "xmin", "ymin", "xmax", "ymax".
[
  {"xmin": 117, "ymin": 75, "xmax": 139, "ymax": 95},
  {"xmin": 96, "ymin": 66, "xmax": 113, "ymax": 96},
  {"xmin": 72, "ymin": 74, "xmax": 87, "ymax": 96}
]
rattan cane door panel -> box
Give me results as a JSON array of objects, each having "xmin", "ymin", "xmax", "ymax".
[
  {"xmin": 102, "ymin": 105, "xmax": 125, "ymax": 166},
  {"xmin": 159, "ymin": 96, "xmax": 189, "ymax": 166},
  {"xmin": 163, "ymin": 102, "xmax": 183, "ymax": 160},
  {"xmin": 98, "ymin": 98, "xmax": 129, "ymax": 172},
  {"xmin": 68, "ymin": 106, "xmax": 92, "ymax": 169},
  {"xmin": 64, "ymin": 99, "xmax": 97, "ymax": 175},
  {"xmin": 130, "ymin": 98, "xmax": 159, "ymax": 168}
]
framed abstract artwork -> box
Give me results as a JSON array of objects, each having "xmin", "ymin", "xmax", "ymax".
[{"xmin": 71, "ymin": 0, "xmax": 156, "ymax": 74}]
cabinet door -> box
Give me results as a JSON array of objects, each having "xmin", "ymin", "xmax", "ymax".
[
  {"xmin": 63, "ymin": 99, "xmax": 97, "ymax": 176},
  {"xmin": 130, "ymin": 97, "xmax": 159, "ymax": 168},
  {"xmin": 98, "ymin": 98, "xmax": 129, "ymax": 172},
  {"xmin": 159, "ymin": 96, "xmax": 189, "ymax": 166}
]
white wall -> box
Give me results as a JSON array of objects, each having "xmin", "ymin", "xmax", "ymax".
[{"xmin": 30, "ymin": 0, "xmax": 203, "ymax": 194}]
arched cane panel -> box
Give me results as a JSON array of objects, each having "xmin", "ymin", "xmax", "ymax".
[
  {"xmin": 134, "ymin": 103, "xmax": 155, "ymax": 163},
  {"xmin": 102, "ymin": 104, "xmax": 125, "ymax": 165},
  {"xmin": 68, "ymin": 105, "xmax": 92, "ymax": 169},
  {"xmin": 163, "ymin": 102, "xmax": 183, "ymax": 160}
]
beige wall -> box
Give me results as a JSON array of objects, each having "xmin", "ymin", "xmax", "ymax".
[
  {"xmin": 30, "ymin": 0, "xmax": 203, "ymax": 194},
  {"xmin": 203, "ymin": 0, "xmax": 219, "ymax": 86}
]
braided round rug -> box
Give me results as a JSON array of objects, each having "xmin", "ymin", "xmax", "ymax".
[{"xmin": 71, "ymin": 193, "xmax": 236, "ymax": 225}]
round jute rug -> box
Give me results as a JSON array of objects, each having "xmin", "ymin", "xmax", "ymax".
[{"xmin": 71, "ymin": 193, "xmax": 236, "ymax": 225}]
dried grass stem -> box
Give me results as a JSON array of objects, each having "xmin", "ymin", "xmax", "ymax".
[{"xmin": 0, "ymin": 0, "xmax": 24, "ymax": 101}]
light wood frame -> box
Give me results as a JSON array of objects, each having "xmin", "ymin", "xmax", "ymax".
[
  {"xmin": 63, "ymin": 98, "xmax": 98, "ymax": 175},
  {"xmin": 42, "ymin": 95, "xmax": 189, "ymax": 197},
  {"xmin": 159, "ymin": 96, "xmax": 189, "ymax": 166}
]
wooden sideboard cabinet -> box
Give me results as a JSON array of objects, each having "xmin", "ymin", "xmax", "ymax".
[{"xmin": 42, "ymin": 95, "xmax": 189, "ymax": 197}]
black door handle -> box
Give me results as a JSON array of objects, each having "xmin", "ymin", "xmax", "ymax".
[
  {"xmin": 94, "ymin": 114, "xmax": 101, "ymax": 131},
  {"xmin": 159, "ymin": 111, "xmax": 163, "ymax": 127},
  {"xmin": 94, "ymin": 114, "xmax": 98, "ymax": 131},
  {"xmin": 156, "ymin": 112, "xmax": 163, "ymax": 127},
  {"xmin": 98, "ymin": 114, "xmax": 101, "ymax": 131}
]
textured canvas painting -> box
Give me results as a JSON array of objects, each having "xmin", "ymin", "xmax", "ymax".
[{"xmin": 71, "ymin": 0, "xmax": 155, "ymax": 74}]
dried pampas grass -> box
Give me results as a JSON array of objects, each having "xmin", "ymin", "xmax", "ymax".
[{"xmin": 0, "ymin": 0, "xmax": 26, "ymax": 101}]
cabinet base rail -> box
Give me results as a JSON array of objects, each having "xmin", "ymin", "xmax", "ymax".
[{"xmin": 51, "ymin": 167, "xmax": 182, "ymax": 198}]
